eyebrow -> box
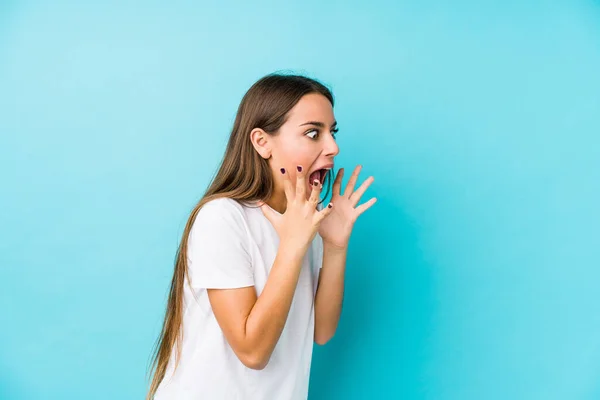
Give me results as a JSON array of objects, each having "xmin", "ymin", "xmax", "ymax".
[{"xmin": 299, "ymin": 120, "xmax": 338, "ymax": 129}]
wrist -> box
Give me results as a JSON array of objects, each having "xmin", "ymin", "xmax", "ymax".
[
  {"xmin": 279, "ymin": 236, "xmax": 311, "ymax": 259},
  {"xmin": 323, "ymin": 240, "xmax": 348, "ymax": 254}
]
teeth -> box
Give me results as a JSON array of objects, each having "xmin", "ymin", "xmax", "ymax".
[{"xmin": 309, "ymin": 167, "xmax": 333, "ymax": 186}]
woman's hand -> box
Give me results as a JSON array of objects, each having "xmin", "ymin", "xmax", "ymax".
[
  {"xmin": 261, "ymin": 166, "xmax": 334, "ymax": 251},
  {"xmin": 318, "ymin": 165, "xmax": 377, "ymax": 250}
]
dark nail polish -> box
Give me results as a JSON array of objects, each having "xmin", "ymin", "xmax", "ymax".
[
  {"xmin": 280, "ymin": 168, "xmax": 285, "ymax": 174},
  {"xmin": 313, "ymin": 180, "xmax": 319, "ymax": 186},
  {"xmin": 297, "ymin": 166, "xmax": 302, "ymax": 172},
  {"xmin": 327, "ymin": 203, "xmax": 333, "ymax": 208}
]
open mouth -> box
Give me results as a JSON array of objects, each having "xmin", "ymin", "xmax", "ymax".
[{"xmin": 309, "ymin": 169, "xmax": 329, "ymax": 186}]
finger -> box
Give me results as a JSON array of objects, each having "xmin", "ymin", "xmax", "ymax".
[
  {"xmin": 280, "ymin": 167, "xmax": 295, "ymax": 201},
  {"xmin": 332, "ymin": 168, "xmax": 344, "ymax": 197},
  {"xmin": 355, "ymin": 197, "xmax": 377, "ymax": 216},
  {"xmin": 295, "ymin": 165, "xmax": 306, "ymax": 200},
  {"xmin": 343, "ymin": 165, "xmax": 362, "ymax": 197},
  {"xmin": 349, "ymin": 176, "xmax": 374, "ymax": 207},
  {"xmin": 308, "ymin": 178, "xmax": 322, "ymax": 206},
  {"xmin": 316, "ymin": 201, "xmax": 334, "ymax": 223}
]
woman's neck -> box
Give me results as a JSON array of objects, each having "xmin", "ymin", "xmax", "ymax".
[{"xmin": 265, "ymin": 191, "xmax": 287, "ymax": 214}]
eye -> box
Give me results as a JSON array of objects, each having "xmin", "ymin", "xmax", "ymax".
[
  {"xmin": 306, "ymin": 129, "xmax": 319, "ymax": 139},
  {"xmin": 306, "ymin": 128, "xmax": 339, "ymax": 140}
]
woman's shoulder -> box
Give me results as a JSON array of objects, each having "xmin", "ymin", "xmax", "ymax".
[
  {"xmin": 196, "ymin": 197, "xmax": 259, "ymax": 226},
  {"xmin": 201, "ymin": 197, "xmax": 244, "ymax": 213},
  {"xmin": 191, "ymin": 197, "xmax": 251, "ymax": 237},
  {"xmin": 194, "ymin": 197, "xmax": 242, "ymax": 222}
]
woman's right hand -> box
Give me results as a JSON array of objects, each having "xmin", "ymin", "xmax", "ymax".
[{"xmin": 260, "ymin": 165, "xmax": 333, "ymax": 250}]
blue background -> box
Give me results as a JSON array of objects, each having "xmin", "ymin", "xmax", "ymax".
[{"xmin": 1, "ymin": 1, "xmax": 599, "ymax": 399}]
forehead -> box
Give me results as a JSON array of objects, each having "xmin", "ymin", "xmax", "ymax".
[{"xmin": 286, "ymin": 93, "xmax": 335, "ymax": 123}]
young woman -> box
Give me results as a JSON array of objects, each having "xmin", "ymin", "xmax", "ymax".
[{"xmin": 146, "ymin": 73, "xmax": 376, "ymax": 399}]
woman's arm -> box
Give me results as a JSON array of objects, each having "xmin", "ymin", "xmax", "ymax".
[
  {"xmin": 208, "ymin": 239, "xmax": 308, "ymax": 370},
  {"xmin": 313, "ymin": 243, "xmax": 347, "ymax": 345},
  {"xmin": 313, "ymin": 165, "xmax": 377, "ymax": 345},
  {"xmin": 208, "ymin": 166, "xmax": 333, "ymax": 370}
]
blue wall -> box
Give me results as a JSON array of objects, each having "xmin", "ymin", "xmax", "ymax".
[{"xmin": 1, "ymin": 1, "xmax": 599, "ymax": 399}]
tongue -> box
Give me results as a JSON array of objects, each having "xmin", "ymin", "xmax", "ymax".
[{"xmin": 309, "ymin": 170, "xmax": 320, "ymax": 184}]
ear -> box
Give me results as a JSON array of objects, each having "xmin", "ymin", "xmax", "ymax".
[{"xmin": 250, "ymin": 128, "xmax": 272, "ymax": 159}]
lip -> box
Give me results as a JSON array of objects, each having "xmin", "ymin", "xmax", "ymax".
[
  {"xmin": 309, "ymin": 163, "xmax": 334, "ymax": 174},
  {"xmin": 307, "ymin": 162, "xmax": 334, "ymax": 186}
]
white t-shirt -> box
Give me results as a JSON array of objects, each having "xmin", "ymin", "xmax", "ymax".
[{"xmin": 154, "ymin": 197, "xmax": 323, "ymax": 400}]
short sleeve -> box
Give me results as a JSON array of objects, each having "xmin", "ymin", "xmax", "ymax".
[
  {"xmin": 315, "ymin": 202, "xmax": 324, "ymax": 269},
  {"xmin": 314, "ymin": 233, "xmax": 324, "ymax": 270},
  {"xmin": 186, "ymin": 198, "xmax": 254, "ymax": 289}
]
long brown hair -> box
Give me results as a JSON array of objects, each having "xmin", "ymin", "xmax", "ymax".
[{"xmin": 146, "ymin": 72, "xmax": 335, "ymax": 399}]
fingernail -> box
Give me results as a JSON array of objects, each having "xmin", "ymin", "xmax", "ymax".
[
  {"xmin": 327, "ymin": 203, "xmax": 333, "ymax": 208},
  {"xmin": 313, "ymin": 180, "xmax": 319, "ymax": 186},
  {"xmin": 280, "ymin": 168, "xmax": 285, "ymax": 174},
  {"xmin": 297, "ymin": 166, "xmax": 302, "ymax": 172}
]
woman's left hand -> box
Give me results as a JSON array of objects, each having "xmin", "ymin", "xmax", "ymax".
[{"xmin": 318, "ymin": 165, "xmax": 377, "ymax": 250}]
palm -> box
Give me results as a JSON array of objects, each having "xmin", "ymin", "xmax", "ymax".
[{"xmin": 318, "ymin": 166, "xmax": 377, "ymax": 249}]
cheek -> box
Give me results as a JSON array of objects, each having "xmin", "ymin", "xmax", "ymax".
[
  {"xmin": 271, "ymin": 137, "xmax": 318, "ymax": 180},
  {"xmin": 278, "ymin": 142, "xmax": 312, "ymax": 165}
]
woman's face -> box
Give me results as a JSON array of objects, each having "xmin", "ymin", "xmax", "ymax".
[{"xmin": 261, "ymin": 93, "xmax": 340, "ymax": 200}]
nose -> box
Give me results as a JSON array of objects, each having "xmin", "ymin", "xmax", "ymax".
[{"xmin": 323, "ymin": 133, "xmax": 339, "ymax": 157}]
